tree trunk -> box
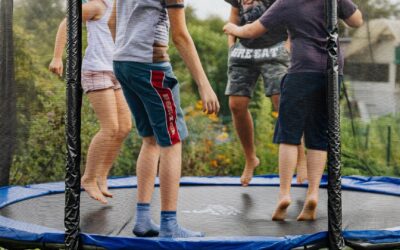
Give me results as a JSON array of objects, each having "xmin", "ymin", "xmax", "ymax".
[{"xmin": 0, "ymin": 0, "xmax": 16, "ymax": 187}]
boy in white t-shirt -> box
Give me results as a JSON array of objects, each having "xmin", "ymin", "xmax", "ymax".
[{"xmin": 109, "ymin": 0, "xmax": 220, "ymax": 238}]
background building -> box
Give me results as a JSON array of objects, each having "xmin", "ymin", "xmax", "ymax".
[{"xmin": 344, "ymin": 19, "xmax": 400, "ymax": 120}]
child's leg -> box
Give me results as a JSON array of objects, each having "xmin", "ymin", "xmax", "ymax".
[
  {"xmin": 296, "ymin": 137, "xmax": 308, "ymax": 184},
  {"xmin": 229, "ymin": 96, "xmax": 260, "ymax": 187},
  {"xmin": 117, "ymin": 79, "xmax": 161, "ymax": 237},
  {"xmin": 82, "ymin": 88, "xmax": 120, "ymax": 204},
  {"xmin": 158, "ymin": 142, "xmax": 204, "ymax": 238},
  {"xmin": 226, "ymin": 59, "xmax": 261, "ymax": 187},
  {"xmin": 297, "ymin": 73, "xmax": 329, "ymax": 220},
  {"xmin": 97, "ymin": 89, "xmax": 132, "ymax": 197},
  {"xmin": 272, "ymin": 143, "xmax": 298, "ymax": 221},
  {"xmin": 133, "ymin": 136, "xmax": 160, "ymax": 237},
  {"xmin": 297, "ymin": 149, "xmax": 327, "ymax": 221},
  {"xmin": 136, "ymin": 137, "xmax": 160, "ymax": 203},
  {"xmin": 270, "ymin": 73, "xmax": 305, "ymax": 220},
  {"xmin": 271, "ymin": 94, "xmax": 280, "ymax": 112},
  {"xmin": 116, "ymin": 62, "xmax": 203, "ymax": 238},
  {"xmin": 159, "ymin": 143, "xmax": 181, "ymax": 211}
]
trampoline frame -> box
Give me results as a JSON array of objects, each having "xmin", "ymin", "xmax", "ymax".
[
  {"xmin": 1, "ymin": 176, "xmax": 400, "ymax": 250},
  {"xmin": 0, "ymin": 0, "xmax": 388, "ymax": 249}
]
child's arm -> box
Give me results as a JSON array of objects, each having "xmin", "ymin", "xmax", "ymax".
[
  {"xmin": 338, "ymin": 0, "xmax": 363, "ymax": 28},
  {"xmin": 168, "ymin": 8, "xmax": 220, "ymax": 114},
  {"xmin": 223, "ymin": 20, "xmax": 267, "ymax": 39},
  {"xmin": 108, "ymin": 0, "xmax": 117, "ymax": 42},
  {"xmin": 224, "ymin": 0, "xmax": 290, "ymax": 40},
  {"xmin": 343, "ymin": 9, "xmax": 363, "ymax": 28},
  {"xmin": 49, "ymin": 18, "xmax": 67, "ymax": 76},
  {"xmin": 284, "ymin": 37, "xmax": 291, "ymax": 52},
  {"xmin": 228, "ymin": 7, "xmax": 240, "ymax": 48},
  {"xmin": 49, "ymin": 1, "xmax": 104, "ymax": 76}
]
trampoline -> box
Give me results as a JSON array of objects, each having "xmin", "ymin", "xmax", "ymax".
[
  {"xmin": 1, "ymin": 176, "xmax": 400, "ymax": 250},
  {"xmin": 1, "ymin": 0, "xmax": 400, "ymax": 249}
]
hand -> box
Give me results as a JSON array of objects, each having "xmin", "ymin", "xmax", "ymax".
[
  {"xmin": 198, "ymin": 84, "xmax": 220, "ymax": 114},
  {"xmin": 49, "ymin": 58, "xmax": 64, "ymax": 77},
  {"xmin": 284, "ymin": 38, "xmax": 291, "ymax": 53},
  {"xmin": 223, "ymin": 23, "xmax": 239, "ymax": 36}
]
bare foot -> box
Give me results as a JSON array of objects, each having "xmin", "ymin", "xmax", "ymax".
[
  {"xmin": 297, "ymin": 198, "xmax": 318, "ymax": 221},
  {"xmin": 98, "ymin": 178, "xmax": 113, "ymax": 198},
  {"xmin": 81, "ymin": 177, "xmax": 108, "ymax": 204},
  {"xmin": 272, "ymin": 196, "xmax": 291, "ymax": 221},
  {"xmin": 240, "ymin": 157, "xmax": 260, "ymax": 187},
  {"xmin": 296, "ymin": 162, "xmax": 308, "ymax": 184}
]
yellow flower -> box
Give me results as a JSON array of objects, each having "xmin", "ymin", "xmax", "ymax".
[
  {"xmin": 206, "ymin": 139, "xmax": 214, "ymax": 147},
  {"xmin": 217, "ymin": 154, "xmax": 226, "ymax": 160},
  {"xmin": 216, "ymin": 132, "xmax": 229, "ymax": 141},
  {"xmin": 195, "ymin": 100, "xmax": 203, "ymax": 111},
  {"xmin": 224, "ymin": 158, "xmax": 232, "ymax": 165},
  {"xmin": 208, "ymin": 113, "xmax": 219, "ymax": 122},
  {"xmin": 210, "ymin": 160, "xmax": 218, "ymax": 168}
]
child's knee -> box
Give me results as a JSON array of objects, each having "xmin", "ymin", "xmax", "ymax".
[
  {"xmin": 142, "ymin": 136, "xmax": 158, "ymax": 147},
  {"xmin": 101, "ymin": 125, "xmax": 120, "ymax": 139},
  {"xmin": 229, "ymin": 99, "xmax": 248, "ymax": 114},
  {"xmin": 117, "ymin": 123, "xmax": 132, "ymax": 140}
]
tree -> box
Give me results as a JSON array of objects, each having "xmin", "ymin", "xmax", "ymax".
[
  {"xmin": 353, "ymin": 0, "xmax": 400, "ymax": 19},
  {"xmin": 14, "ymin": 0, "xmax": 65, "ymax": 64},
  {"xmin": 0, "ymin": 0, "xmax": 16, "ymax": 186}
]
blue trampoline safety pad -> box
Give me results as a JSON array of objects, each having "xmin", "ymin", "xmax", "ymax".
[{"xmin": 0, "ymin": 175, "xmax": 399, "ymax": 250}]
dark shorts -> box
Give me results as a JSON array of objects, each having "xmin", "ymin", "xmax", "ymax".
[
  {"xmin": 273, "ymin": 72, "xmax": 342, "ymax": 151},
  {"xmin": 225, "ymin": 42, "xmax": 289, "ymax": 98},
  {"xmin": 113, "ymin": 61, "xmax": 188, "ymax": 147}
]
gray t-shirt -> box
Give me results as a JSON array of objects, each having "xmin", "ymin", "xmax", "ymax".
[
  {"xmin": 114, "ymin": 0, "xmax": 184, "ymax": 63},
  {"xmin": 259, "ymin": 0, "xmax": 357, "ymax": 74},
  {"xmin": 225, "ymin": 0, "xmax": 287, "ymax": 48}
]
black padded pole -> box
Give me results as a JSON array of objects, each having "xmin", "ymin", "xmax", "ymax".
[
  {"xmin": 0, "ymin": 0, "xmax": 16, "ymax": 187},
  {"xmin": 326, "ymin": 0, "xmax": 345, "ymax": 249},
  {"xmin": 65, "ymin": 0, "xmax": 82, "ymax": 249}
]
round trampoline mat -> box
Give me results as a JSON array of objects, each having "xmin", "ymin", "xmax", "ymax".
[{"xmin": 1, "ymin": 186, "xmax": 399, "ymax": 237}]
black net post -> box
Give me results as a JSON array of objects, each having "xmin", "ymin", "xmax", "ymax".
[
  {"xmin": 326, "ymin": 0, "xmax": 345, "ymax": 249},
  {"xmin": 65, "ymin": 0, "xmax": 82, "ymax": 249}
]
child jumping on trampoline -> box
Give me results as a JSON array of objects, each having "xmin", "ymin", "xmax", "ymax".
[
  {"xmin": 49, "ymin": 0, "xmax": 132, "ymax": 204},
  {"xmin": 109, "ymin": 0, "xmax": 219, "ymax": 238},
  {"xmin": 224, "ymin": 0, "xmax": 308, "ymax": 187},
  {"xmin": 224, "ymin": 0, "xmax": 363, "ymax": 221}
]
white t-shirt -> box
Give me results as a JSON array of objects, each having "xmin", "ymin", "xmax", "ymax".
[
  {"xmin": 82, "ymin": 0, "xmax": 115, "ymax": 72},
  {"xmin": 113, "ymin": 0, "xmax": 185, "ymax": 63}
]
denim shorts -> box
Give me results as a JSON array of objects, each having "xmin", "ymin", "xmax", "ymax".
[
  {"xmin": 273, "ymin": 72, "xmax": 342, "ymax": 151},
  {"xmin": 113, "ymin": 61, "xmax": 188, "ymax": 147}
]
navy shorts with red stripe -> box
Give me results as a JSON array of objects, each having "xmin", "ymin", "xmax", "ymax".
[{"xmin": 113, "ymin": 61, "xmax": 188, "ymax": 147}]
